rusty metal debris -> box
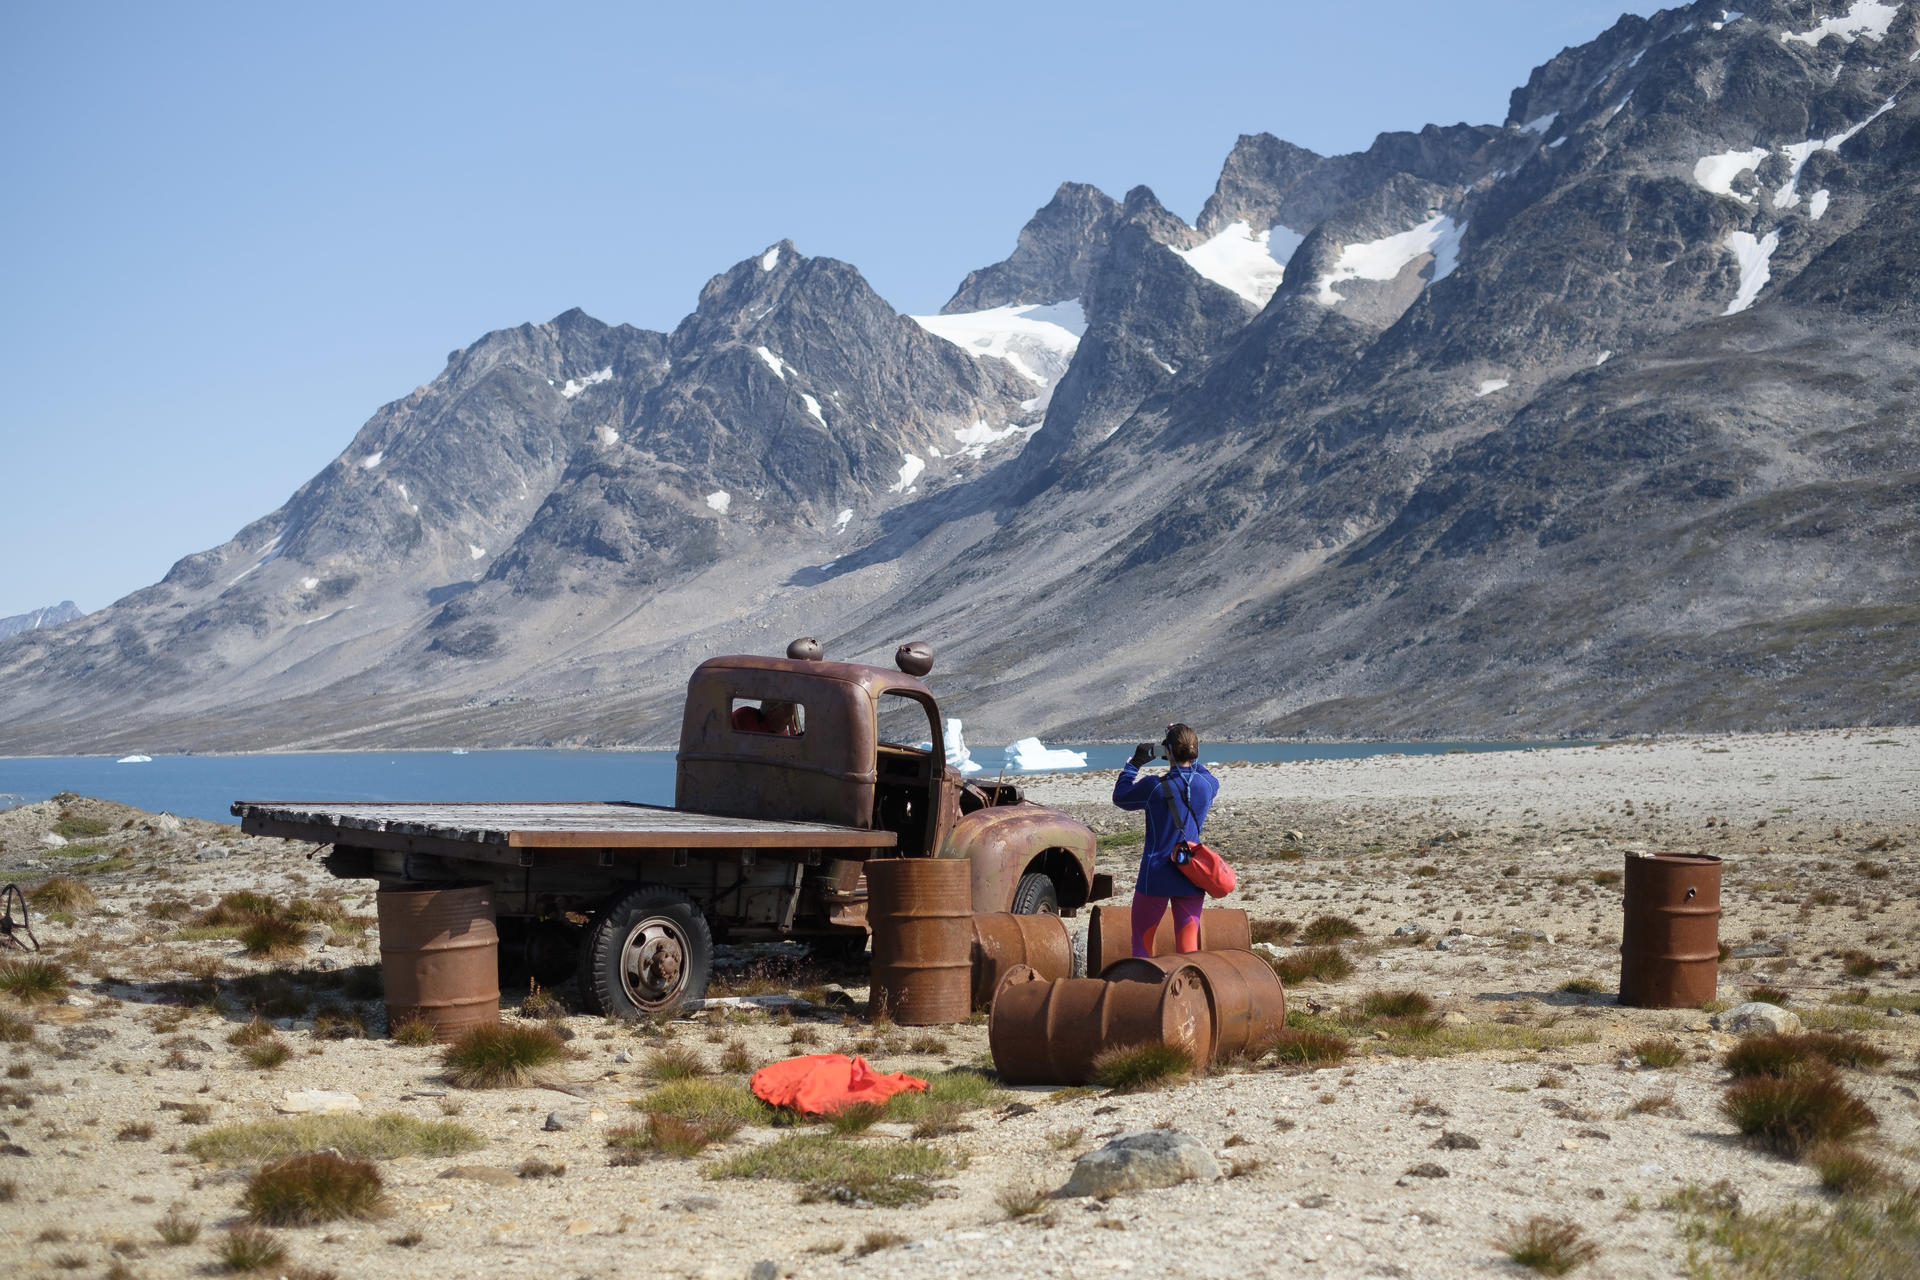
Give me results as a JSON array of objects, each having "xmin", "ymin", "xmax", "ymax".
[
  {"xmin": 1085, "ymin": 904, "xmax": 1251, "ymax": 976},
  {"xmin": 1619, "ymin": 851, "xmax": 1722, "ymax": 1009},
  {"xmin": 969, "ymin": 911, "xmax": 1073, "ymax": 1011},
  {"xmin": 0, "ymin": 884, "xmax": 38, "ymax": 952},
  {"xmin": 1102, "ymin": 949, "xmax": 1286, "ymax": 1064},
  {"xmin": 376, "ymin": 882, "xmax": 501, "ymax": 1041},
  {"xmin": 988, "ymin": 963, "xmax": 1213, "ymax": 1085},
  {"xmin": 868, "ymin": 858, "xmax": 973, "ymax": 1025}
]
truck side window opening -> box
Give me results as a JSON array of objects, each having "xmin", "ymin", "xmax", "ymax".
[{"xmin": 731, "ymin": 697, "xmax": 805, "ymax": 737}]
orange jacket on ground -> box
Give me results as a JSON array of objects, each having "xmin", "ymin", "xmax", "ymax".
[{"xmin": 750, "ymin": 1053, "xmax": 928, "ymax": 1116}]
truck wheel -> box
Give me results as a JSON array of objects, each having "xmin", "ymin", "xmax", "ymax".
[
  {"xmin": 578, "ymin": 886, "xmax": 713, "ymax": 1018},
  {"xmin": 1010, "ymin": 872, "xmax": 1060, "ymax": 915}
]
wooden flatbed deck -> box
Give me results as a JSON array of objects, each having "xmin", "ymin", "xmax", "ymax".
[{"xmin": 231, "ymin": 800, "xmax": 898, "ymax": 852}]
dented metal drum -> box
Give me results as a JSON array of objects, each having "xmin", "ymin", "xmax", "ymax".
[
  {"xmin": 868, "ymin": 857, "xmax": 973, "ymax": 1025},
  {"xmin": 969, "ymin": 911, "xmax": 1073, "ymax": 1012},
  {"xmin": 988, "ymin": 963, "xmax": 1213, "ymax": 1085},
  {"xmin": 377, "ymin": 882, "xmax": 500, "ymax": 1042},
  {"xmin": 1619, "ymin": 851, "xmax": 1722, "ymax": 1009},
  {"xmin": 1102, "ymin": 949, "xmax": 1286, "ymax": 1064},
  {"xmin": 1086, "ymin": 904, "xmax": 1251, "ymax": 976}
]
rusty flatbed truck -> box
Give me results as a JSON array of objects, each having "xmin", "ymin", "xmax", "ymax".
[{"xmin": 233, "ymin": 645, "xmax": 1111, "ymax": 1017}]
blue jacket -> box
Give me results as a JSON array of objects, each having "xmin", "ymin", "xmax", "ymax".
[{"xmin": 1112, "ymin": 762, "xmax": 1218, "ymax": 898}]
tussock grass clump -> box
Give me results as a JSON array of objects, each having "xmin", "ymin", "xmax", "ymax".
[
  {"xmin": 1359, "ymin": 990, "xmax": 1433, "ymax": 1019},
  {"xmin": 632, "ymin": 1078, "xmax": 769, "ymax": 1127},
  {"xmin": 1496, "ymin": 1216, "xmax": 1600, "ymax": 1275},
  {"xmin": 1721, "ymin": 1071, "xmax": 1877, "ymax": 1157},
  {"xmin": 608, "ymin": 1112, "xmax": 741, "ymax": 1162},
  {"xmin": 647, "ymin": 1043, "xmax": 709, "ymax": 1080},
  {"xmin": 212, "ymin": 1225, "xmax": 286, "ymax": 1273},
  {"xmin": 239, "ymin": 917, "xmax": 306, "ymax": 960},
  {"xmin": 187, "ymin": 1113, "xmax": 484, "ymax": 1164},
  {"xmin": 0, "ymin": 958, "xmax": 69, "ymax": 1004},
  {"xmin": 28, "ymin": 877, "xmax": 96, "ymax": 912},
  {"xmin": 1091, "ymin": 1041, "xmax": 1196, "ymax": 1092},
  {"xmin": 717, "ymin": 1038, "xmax": 755, "ymax": 1074},
  {"xmin": 855, "ymin": 1230, "xmax": 907, "ymax": 1255},
  {"xmin": 1809, "ymin": 1143, "xmax": 1890, "ymax": 1196},
  {"xmin": 995, "ymin": 1182, "xmax": 1047, "ymax": 1219},
  {"xmin": 1556, "ymin": 978, "xmax": 1604, "ymax": 996},
  {"xmin": 828, "ymin": 1102, "xmax": 887, "ymax": 1134},
  {"xmin": 242, "ymin": 1040, "xmax": 292, "ymax": 1070},
  {"xmin": 117, "ymin": 1121, "xmax": 155, "ymax": 1142},
  {"xmin": 882, "ymin": 1068, "xmax": 1006, "ymax": 1125},
  {"xmin": 54, "ymin": 813, "xmax": 111, "ymax": 838},
  {"xmin": 155, "ymin": 1213, "xmax": 202, "ymax": 1245},
  {"xmin": 443, "ymin": 1023, "xmax": 566, "ymax": 1088},
  {"xmin": 1746, "ymin": 985, "xmax": 1791, "ymax": 1006},
  {"xmin": 1260, "ymin": 1028, "xmax": 1350, "ymax": 1068},
  {"xmin": 0, "ymin": 1008, "xmax": 33, "ymax": 1043},
  {"xmin": 390, "ymin": 1015, "xmax": 438, "ymax": 1046},
  {"xmin": 1272, "ymin": 945, "xmax": 1353, "ymax": 985},
  {"xmin": 1840, "ymin": 951, "xmax": 1879, "ymax": 978},
  {"xmin": 707, "ymin": 1132, "xmax": 951, "ymax": 1207},
  {"xmin": 227, "ymin": 1018, "xmax": 277, "ymax": 1047},
  {"xmin": 1300, "ymin": 915, "xmax": 1361, "ymax": 945},
  {"xmin": 242, "ymin": 1153, "xmax": 384, "ymax": 1225},
  {"xmin": 1248, "ymin": 918, "xmax": 1298, "ymax": 946},
  {"xmin": 1724, "ymin": 1033, "xmax": 1889, "ymax": 1080},
  {"xmin": 310, "ymin": 1003, "xmax": 366, "ymax": 1040},
  {"xmin": 1631, "ymin": 1038, "xmax": 1685, "ymax": 1069}
]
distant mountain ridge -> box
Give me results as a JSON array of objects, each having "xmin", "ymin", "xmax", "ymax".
[
  {"xmin": 3, "ymin": 0, "xmax": 1916, "ymax": 752},
  {"xmin": 0, "ymin": 601, "xmax": 82, "ymax": 642}
]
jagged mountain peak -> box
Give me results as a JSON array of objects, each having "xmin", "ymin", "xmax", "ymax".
[{"xmin": 942, "ymin": 182, "xmax": 1122, "ymax": 313}]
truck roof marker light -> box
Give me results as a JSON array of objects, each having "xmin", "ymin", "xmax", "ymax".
[
  {"xmin": 895, "ymin": 642, "xmax": 934, "ymax": 677},
  {"xmin": 786, "ymin": 637, "xmax": 823, "ymax": 661}
]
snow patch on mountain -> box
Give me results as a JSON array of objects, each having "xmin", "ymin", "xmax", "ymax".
[
  {"xmin": 754, "ymin": 347, "xmax": 788, "ymax": 380},
  {"xmin": 951, "ymin": 419, "xmax": 1027, "ymax": 459},
  {"xmin": 890, "ymin": 454, "xmax": 926, "ymax": 493},
  {"xmin": 706, "ymin": 491, "xmax": 731, "ymax": 514},
  {"xmin": 360, "ymin": 451, "xmax": 384, "ymax": 470},
  {"xmin": 1521, "ymin": 111, "xmax": 1559, "ymax": 134},
  {"xmin": 911, "ymin": 302, "xmax": 1085, "ymax": 391},
  {"xmin": 468, "ymin": 544, "xmax": 487, "ymax": 560},
  {"xmin": 1695, "ymin": 147, "xmax": 1769, "ymax": 201},
  {"xmin": 801, "ymin": 393, "xmax": 825, "ymax": 425},
  {"xmin": 1723, "ymin": 229, "xmax": 1781, "ymax": 315},
  {"xmin": 596, "ymin": 424, "xmax": 620, "ymax": 446},
  {"xmin": 1772, "ymin": 98, "xmax": 1898, "ymax": 209},
  {"xmin": 833, "ymin": 508, "xmax": 853, "ymax": 533},
  {"xmin": 1781, "ymin": 1, "xmax": 1898, "ymax": 46},
  {"xmin": 1173, "ymin": 220, "xmax": 1301, "ymax": 306},
  {"xmin": 560, "ymin": 367, "xmax": 612, "ymax": 398},
  {"xmin": 759, "ymin": 246, "xmax": 780, "ymax": 271},
  {"xmin": 1476, "ymin": 379, "xmax": 1510, "ymax": 396},
  {"xmin": 1809, "ymin": 189, "xmax": 1832, "ymax": 219},
  {"xmin": 1314, "ymin": 215, "xmax": 1465, "ymax": 304}
]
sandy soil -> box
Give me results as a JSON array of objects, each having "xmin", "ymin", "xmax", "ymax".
[{"xmin": 1, "ymin": 729, "xmax": 1916, "ymax": 1280}]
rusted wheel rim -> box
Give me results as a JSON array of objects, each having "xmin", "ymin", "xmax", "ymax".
[{"xmin": 620, "ymin": 916, "xmax": 690, "ymax": 1008}]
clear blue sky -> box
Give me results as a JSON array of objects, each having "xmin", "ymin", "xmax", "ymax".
[{"xmin": 0, "ymin": 1, "xmax": 1658, "ymax": 618}]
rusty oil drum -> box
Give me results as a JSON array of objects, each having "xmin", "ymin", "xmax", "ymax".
[
  {"xmin": 867, "ymin": 857, "xmax": 973, "ymax": 1025},
  {"xmin": 1619, "ymin": 851, "xmax": 1722, "ymax": 1008},
  {"xmin": 1102, "ymin": 949, "xmax": 1286, "ymax": 1064},
  {"xmin": 1086, "ymin": 904, "xmax": 1251, "ymax": 976},
  {"xmin": 376, "ymin": 882, "xmax": 500, "ymax": 1042},
  {"xmin": 969, "ymin": 911, "xmax": 1073, "ymax": 1012},
  {"xmin": 987, "ymin": 963, "xmax": 1213, "ymax": 1085}
]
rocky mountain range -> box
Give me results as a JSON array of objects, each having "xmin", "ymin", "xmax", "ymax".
[
  {"xmin": 0, "ymin": 601, "xmax": 82, "ymax": 643},
  {"xmin": 3, "ymin": 0, "xmax": 1917, "ymax": 753}
]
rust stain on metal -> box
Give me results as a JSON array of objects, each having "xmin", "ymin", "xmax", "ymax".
[
  {"xmin": 969, "ymin": 911, "xmax": 1073, "ymax": 1011},
  {"xmin": 1086, "ymin": 904, "xmax": 1251, "ymax": 975},
  {"xmin": 1101, "ymin": 949, "xmax": 1285, "ymax": 1064},
  {"xmin": 868, "ymin": 858, "xmax": 973, "ymax": 1025},
  {"xmin": 1619, "ymin": 851, "xmax": 1722, "ymax": 1009},
  {"xmin": 377, "ymin": 882, "xmax": 501, "ymax": 1042},
  {"xmin": 987, "ymin": 964, "xmax": 1213, "ymax": 1086},
  {"xmin": 954, "ymin": 806, "xmax": 1101, "ymax": 915}
]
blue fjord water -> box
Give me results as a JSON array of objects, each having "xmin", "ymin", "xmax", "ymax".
[{"xmin": 0, "ymin": 741, "xmax": 1568, "ymax": 825}]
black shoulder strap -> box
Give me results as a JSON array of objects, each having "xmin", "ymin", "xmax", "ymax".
[{"xmin": 1158, "ymin": 772, "xmax": 1196, "ymax": 835}]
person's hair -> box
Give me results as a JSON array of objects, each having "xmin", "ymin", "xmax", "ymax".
[{"xmin": 1163, "ymin": 723, "xmax": 1198, "ymax": 763}]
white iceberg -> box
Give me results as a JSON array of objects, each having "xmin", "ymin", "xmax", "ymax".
[
  {"xmin": 116, "ymin": 754, "xmax": 152, "ymax": 764},
  {"xmin": 1003, "ymin": 737, "xmax": 1088, "ymax": 771},
  {"xmin": 944, "ymin": 718, "xmax": 982, "ymax": 775}
]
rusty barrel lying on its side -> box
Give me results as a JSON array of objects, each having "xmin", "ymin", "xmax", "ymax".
[
  {"xmin": 969, "ymin": 911, "xmax": 1073, "ymax": 1011},
  {"xmin": 988, "ymin": 963, "xmax": 1212, "ymax": 1085},
  {"xmin": 1086, "ymin": 903, "xmax": 1251, "ymax": 976},
  {"xmin": 377, "ymin": 881, "xmax": 500, "ymax": 1042},
  {"xmin": 1101, "ymin": 948, "xmax": 1286, "ymax": 1064},
  {"xmin": 867, "ymin": 857, "xmax": 973, "ymax": 1025},
  {"xmin": 1619, "ymin": 851, "xmax": 1722, "ymax": 1008}
]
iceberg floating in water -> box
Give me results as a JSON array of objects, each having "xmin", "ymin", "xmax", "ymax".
[
  {"xmin": 944, "ymin": 718, "xmax": 982, "ymax": 774},
  {"xmin": 116, "ymin": 755, "xmax": 152, "ymax": 764},
  {"xmin": 1003, "ymin": 737, "xmax": 1088, "ymax": 771}
]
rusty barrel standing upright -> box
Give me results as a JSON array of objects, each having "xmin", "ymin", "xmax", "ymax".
[
  {"xmin": 969, "ymin": 911, "xmax": 1074, "ymax": 1011},
  {"xmin": 377, "ymin": 882, "xmax": 500, "ymax": 1041},
  {"xmin": 1619, "ymin": 851, "xmax": 1722, "ymax": 1008},
  {"xmin": 868, "ymin": 857, "xmax": 973, "ymax": 1024}
]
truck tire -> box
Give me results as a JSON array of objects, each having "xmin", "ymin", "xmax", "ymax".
[
  {"xmin": 1010, "ymin": 871, "xmax": 1060, "ymax": 916},
  {"xmin": 578, "ymin": 885, "xmax": 713, "ymax": 1018}
]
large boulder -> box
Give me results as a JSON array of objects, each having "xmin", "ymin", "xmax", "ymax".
[
  {"xmin": 1710, "ymin": 1002, "xmax": 1802, "ymax": 1036},
  {"xmin": 1056, "ymin": 1130, "xmax": 1220, "ymax": 1198}
]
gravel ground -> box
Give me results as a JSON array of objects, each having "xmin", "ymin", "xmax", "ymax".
[{"xmin": 1, "ymin": 728, "xmax": 1916, "ymax": 1280}]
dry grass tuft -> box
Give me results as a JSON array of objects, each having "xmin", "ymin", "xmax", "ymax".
[
  {"xmin": 1260, "ymin": 1028, "xmax": 1350, "ymax": 1068},
  {"xmin": 1721, "ymin": 1071, "xmax": 1876, "ymax": 1157},
  {"xmin": 443, "ymin": 1023, "xmax": 567, "ymax": 1088},
  {"xmin": 1746, "ymin": 985, "xmax": 1792, "ymax": 1006},
  {"xmin": 854, "ymin": 1230, "xmax": 907, "ymax": 1256},
  {"xmin": 1300, "ymin": 915, "xmax": 1361, "ymax": 944},
  {"xmin": 1724, "ymin": 1033, "xmax": 1889, "ymax": 1080},
  {"xmin": 1271, "ymin": 946, "xmax": 1353, "ymax": 985},
  {"xmin": 517, "ymin": 1157, "xmax": 565, "ymax": 1179},
  {"xmin": 1091, "ymin": 1041, "xmax": 1197, "ymax": 1092},
  {"xmin": 28, "ymin": 877, "xmax": 96, "ymax": 912},
  {"xmin": 1497, "ymin": 1216, "xmax": 1600, "ymax": 1275},
  {"xmin": 0, "ymin": 1008, "xmax": 34, "ymax": 1043},
  {"xmin": 647, "ymin": 1043, "xmax": 709, "ymax": 1081},
  {"xmin": 242, "ymin": 1040, "xmax": 292, "ymax": 1071},
  {"xmin": 187, "ymin": 1113, "xmax": 483, "ymax": 1164},
  {"xmin": 708, "ymin": 1133, "xmax": 950, "ymax": 1208},
  {"xmin": 155, "ymin": 1213, "xmax": 201, "ymax": 1246},
  {"xmin": 1248, "ymin": 918, "xmax": 1299, "ymax": 946},
  {"xmin": 1631, "ymin": 1039, "xmax": 1685, "ymax": 1069},
  {"xmin": 389, "ymin": 1015, "xmax": 438, "ymax": 1047},
  {"xmin": 0, "ymin": 957, "xmax": 70, "ymax": 1004},
  {"xmin": 1809, "ymin": 1143, "xmax": 1890, "ymax": 1196},
  {"xmin": 995, "ymin": 1182, "xmax": 1048, "ymax": 1219},
  {"xmin": 241, "ymin": 1154, "xmax": 384, "ymax": 1225},
  {"xmin": 211, "ymin": 1225, "xmax": 286, "ymax": 1273},
  {"xmin": 238, "ymin": 917, "xmax": 306, "ymax": 960},
  {"xmin": 718, "ymin": 1038, "xmax": 754, "ymax": 1074},
  {"xmin": 1359, "ymin": 990, "xmax": 1433, "ymax": 1019}
]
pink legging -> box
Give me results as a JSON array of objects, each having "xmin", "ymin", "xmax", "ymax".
[{"xmin": 1131, "ymin": 893, "xmax": 1205, "ymax": 957}]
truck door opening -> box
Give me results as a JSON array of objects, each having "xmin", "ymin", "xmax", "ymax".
[{"xmin": 873, "ymin": 689, "xmax": 943, "ymax": 857}]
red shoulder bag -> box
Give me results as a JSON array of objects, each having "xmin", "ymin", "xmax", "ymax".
[{"xmin": 1159, "ymin": 774, "xmax": 1236, "ymax": 898}]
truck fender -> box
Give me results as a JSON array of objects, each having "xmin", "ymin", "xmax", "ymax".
[{"xmin": 946, "ymin": 804, "xmax": 1099, "ymax": 914}]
